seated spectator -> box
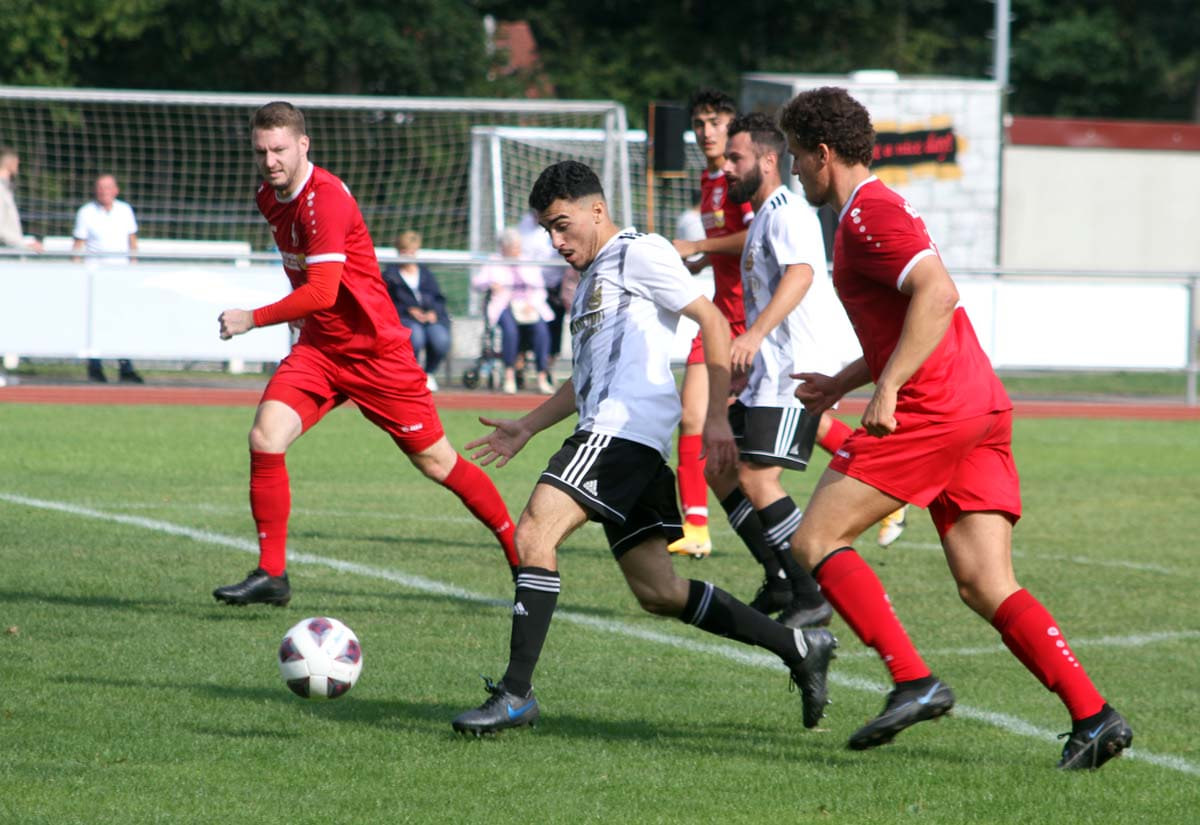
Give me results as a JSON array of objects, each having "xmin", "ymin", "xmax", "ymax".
[
  {"xmin": 472, "ymin": 227, "xmax": 555, "ymax": 395},
  {"xmin": 382, "ymin": 230, "xmax": 451, "ymax": 392}
]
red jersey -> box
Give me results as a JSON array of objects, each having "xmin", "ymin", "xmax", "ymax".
[
  {"xmin": 833, "ymin": 177, "xmax": 1009, "ymax": 420},
  {"xmin": 257, "ymin": 164, "xmax": 407, "ymax": 359},
  {"xmin": 699, "ymin": 169, "xmax": 754, "ymax": 325}
]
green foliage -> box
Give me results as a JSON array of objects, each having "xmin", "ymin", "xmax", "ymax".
[
  {"xmin": 483, "ymin": 0, "xmax": 1197, "ymax": 121},
  {"xmin": 1, "ymin": 0, "xmax": 519, "ymax": 97},
  {"xmin": 1011, "ymin": 0, "xmax": 1200, "ymax": 119},
  {"xmin": 0, "ymin": 0, "xmax": 157, "ymax": 86}
]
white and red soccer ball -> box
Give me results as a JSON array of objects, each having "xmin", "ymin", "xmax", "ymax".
[{"xmin": 278, "ymin": 617, "xmax": 363, "ymax": 700}]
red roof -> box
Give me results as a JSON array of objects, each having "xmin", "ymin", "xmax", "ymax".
[{"xmin": 1008, "ymin": 116, "xmax": 1200, "ymax": 152}]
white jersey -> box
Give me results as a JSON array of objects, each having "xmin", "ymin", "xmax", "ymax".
[
  {"xmin": 570, "ymin": 228, "xmax": 702, "ymax": 458},
  {"xmin": 739, "ymin": 185, "xmax": 842, "ymax": 407}
]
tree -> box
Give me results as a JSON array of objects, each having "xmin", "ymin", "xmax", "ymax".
[
  {"xmin": 1, "ymin": 0, "xmax": 519, "ymax": 98},
  {"xmin": 3, "ymin": 0, "xmax": 1198, "ymax": 121},
  {"xmin": 1010, "ymin": 0, "xmax": 1200, "ymax": 119},
  {"xmin": 0, "ymin": 0, "xmax": 160, "ymax": 87},
  {"xmin": 482, "ymin": 0, "xmax": 1199, "ymax": 122}
]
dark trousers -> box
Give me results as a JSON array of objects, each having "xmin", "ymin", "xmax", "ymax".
[
  {"xmin": 497, "ymin": 308, "xmax": 550, "ymax": 372},
  {"xmin": 401, "ymin": 319, "xmax": 451, "ymax": 374}
]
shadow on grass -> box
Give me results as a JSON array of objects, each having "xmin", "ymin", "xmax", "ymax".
[
  {"xmin": 0, "ymin": 587, "xmax": 177, "ymax": 612},
  {"xmin": 353, "ymin": 694, "xmax": 870, "ymax": 766},
  {"xmin": 48, "ymin": 674, "xmax": 958, "ymax": 767}
]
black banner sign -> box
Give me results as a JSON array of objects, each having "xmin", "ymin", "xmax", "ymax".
[{"xmin": 873, "ymin": 127, "xmax": 958, "ymax": 167}]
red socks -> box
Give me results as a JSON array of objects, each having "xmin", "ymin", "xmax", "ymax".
[
  {"xmin": 818, "ymin": 416, "xmax": 852, "ymax": 454},
  {"xmin": 677, "ymin": 433, "xmax": 708, "ymax": 526},
  {"xmin": 442, "ymin": 455, "xmax": 518, "ymax": 568},
  {"xmin": 815, "ymin": 548, "xmax": 931, "ymax": 683},
  {"xmin": 250, "ymin": 450, "xmax": 290, "ymax": 576},
  {"xmin": 992, "ymin": 589, "xmax": 1105, "ymax": 721}
]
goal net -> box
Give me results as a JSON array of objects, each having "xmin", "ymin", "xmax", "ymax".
[
  {"xmin": 0, "ymin": 86, "xmax": 631, "ymax": 253},
  {"xmin": 469, "ymin": 126, "xmax": 705, "ymax": 254}
]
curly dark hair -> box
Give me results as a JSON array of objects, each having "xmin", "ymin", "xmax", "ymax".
[
  {"xmin": 727, "ymin": 111, "xmax": 786, "ymax": 159},
  {"xmin": 778, "ymin": 87, "xmax": 874, "ymax": 167},
  {"xmin": 687, "ymin": 87, "xmax": 737, "ymax": 119},
  {"xmin": 529, "ymin": 160, "xmax": 605, "ymax": 212}
]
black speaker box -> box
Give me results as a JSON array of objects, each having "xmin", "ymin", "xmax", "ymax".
[{"xmin": 652, "ymin": 103, "xmax": 688, "ymax": 172}]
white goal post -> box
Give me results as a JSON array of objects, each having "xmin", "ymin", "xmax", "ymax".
[{"xmin": 468, "ymin": 125, "xmax": 706, "ymax": 255}]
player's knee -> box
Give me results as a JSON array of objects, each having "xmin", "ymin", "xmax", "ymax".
[
  {"xmin": 790, "ymin": 524, "xmax": 824, "ymax": 570},
  {"xmin": 704, "ymin": 459, "xmax": 738, "ymax": 492},
  {"xmin": 411, "ymin": 438, "xmax": 457, "ymax": 483},
  {"xmin": 513, "ymin": 519, "xmax": 540, "ymax": 552},
  {"xmin": 626, "ymin": 575, "xmax": 685, "ymax": 617},
  {"xmin": 248, "ymin": 423, "xmax": 285, "ymax": 453},
  {"xmin": 634, "ymin": 587, "xmax": 681, "ymax": 617},
  {"xmin": 512, "ymin": 520, "xmax": 555, "ymax": 568},
  {"xmin": 954, "ymin": 577, "xmax": 991, "ymax": 616}
]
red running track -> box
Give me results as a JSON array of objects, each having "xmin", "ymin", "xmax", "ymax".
[{"xmin": 2, "ymin": 383, "xmax": 1198, "ymax": 420}]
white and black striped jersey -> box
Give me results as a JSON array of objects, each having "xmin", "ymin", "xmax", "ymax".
[
  {"xmin": 739, "ymin": 185, "xmax": 843, "ymax": 407},
  {"xmin": 569, "ymin": 228, "xmax": 703, "ymax": 459}
]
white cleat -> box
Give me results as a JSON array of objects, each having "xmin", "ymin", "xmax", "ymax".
[{"xmin": 876, "ymin": 505, "xmax": 908, "ymax": 548}]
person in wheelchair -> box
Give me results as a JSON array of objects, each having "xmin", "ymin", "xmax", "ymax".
[{"xmin": 472, "ymin": 227, "xmax": 555, "ymax": 395}]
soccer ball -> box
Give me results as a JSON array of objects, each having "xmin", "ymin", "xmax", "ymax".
[{"xmin": 278, "ymin": 616, "xmax": 363, "ymax": 700}]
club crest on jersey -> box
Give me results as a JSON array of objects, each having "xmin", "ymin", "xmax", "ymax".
[
  {"xmin": 713, "ymin": 207, "xmax": 726, "ymax": 228},
  {"xmin": 586, "ymin": 282, "xmax": 602, "ymax": 311},
  {"xmin": 743, "ymin": 247, "xmax": 755, "ymax": 272},
  {"xmin": 712, "ymin": 185, "xmax": 723, "ymax": 205}
]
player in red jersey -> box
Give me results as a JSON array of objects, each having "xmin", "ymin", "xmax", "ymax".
[
  {"xmin": 778, "ymin": 87, "xmax": 1131, "ymax": 769},
  {"xmin": 212, "ymin": 101, "xmax": 518, "ymax": 606},
  {"xmin": 668, "ymin": 89, "xmax": 752, "ymax": 562},
  {"xmin": 668, "ymin": 90, "xmax": 894, "ymax": 627}
]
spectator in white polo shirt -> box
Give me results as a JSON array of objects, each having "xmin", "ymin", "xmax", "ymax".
[{"xmin": 73, "ymin": 173, "xmax": 143, "ymax": 383}]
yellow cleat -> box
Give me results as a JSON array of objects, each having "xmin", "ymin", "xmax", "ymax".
[
  {"xmin": 668, "ymin": 522, "xmax": 712, "ymax": 559},
  {"xmin": 876, "ymin": 505, "xmax": 908, "ymax": 548}
]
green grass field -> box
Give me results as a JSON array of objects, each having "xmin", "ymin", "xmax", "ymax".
[{"xmin": 1, "ymin": 402, "xmax": 1198, "ymax": 824}]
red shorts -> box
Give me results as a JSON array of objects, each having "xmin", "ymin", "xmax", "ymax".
[
  {"xmin": 261, "ymin": 343, "xmax": 444, "ymax": 453},
  {"xmin": 685, "ymin": 320, "xmax": 746, "ymax": 366},
  {"xmin": 829, "ymin": 409, "xmax": 1022, "ymax": 537}
]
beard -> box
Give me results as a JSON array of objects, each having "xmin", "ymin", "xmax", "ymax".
[{"xmin": 727, "ymin": 164, "xmax": 762, "ymax": 204}]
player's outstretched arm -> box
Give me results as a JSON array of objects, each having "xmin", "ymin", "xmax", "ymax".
[{"xmin": 466, "ymin": 379, "xmax": 576, "ymax": 468}]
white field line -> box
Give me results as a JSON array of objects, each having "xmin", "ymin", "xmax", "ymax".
[
  {"xmin": 2, "ymin": 491, "xmax": 1195, "ymax": 777},
  {"xmin": 95, "ymin": 500, "xmax": 1187, "ymax": 577}
]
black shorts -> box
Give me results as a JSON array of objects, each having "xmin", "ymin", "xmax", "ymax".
[
  {"xmin": 729, "ymin": 401, "xmax": 818, "ymax": 470},
  {"xmin": 540, "ymin": 430, "xmax": 684, "ymax": 558}
]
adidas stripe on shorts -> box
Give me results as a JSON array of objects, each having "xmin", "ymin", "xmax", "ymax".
[
  {"xmin": 728, "ymin": 400, "xmax": 819, "ymax": 470},
  {"xmin": 539, "ymin": 430, "xmax": 684, "ymax": 557}
]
